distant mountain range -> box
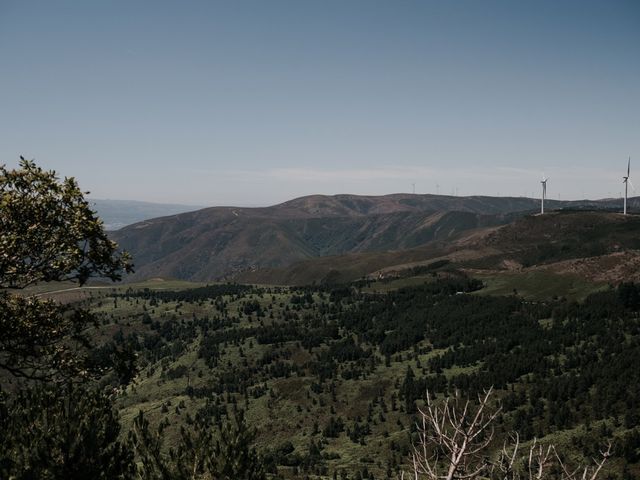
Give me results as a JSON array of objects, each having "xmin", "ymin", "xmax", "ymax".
[
  {"xmin": 111, "ymin": 193, "xmax": 640, "ymax": 283},
  {"xmin": 90, "ymin": 199, "xmax": 202, "ymax": 230}
]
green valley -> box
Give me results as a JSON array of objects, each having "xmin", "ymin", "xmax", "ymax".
[{"xmin": 22, "ymin": 275, "xmax": 639, "ymax": 479}]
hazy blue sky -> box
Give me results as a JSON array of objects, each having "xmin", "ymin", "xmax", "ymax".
[{"xmin": 1, "ymin": 0, "xmax": 638, "ymax": 205}]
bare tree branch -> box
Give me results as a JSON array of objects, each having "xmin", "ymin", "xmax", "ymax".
[{"xmin": 406, "ymin": 389, "xmax": 611, "ymax": 480}]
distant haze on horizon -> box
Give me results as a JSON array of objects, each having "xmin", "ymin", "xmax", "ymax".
[{"xmin": 1, "ymin": 0, "xmax": 638, "ymax": 205}]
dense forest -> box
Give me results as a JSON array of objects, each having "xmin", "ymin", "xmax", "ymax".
[{"xmin": 6, "ymin": 276, "xmax": 635, "ymax": 479}]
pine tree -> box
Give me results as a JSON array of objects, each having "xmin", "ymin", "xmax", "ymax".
[
  {"xmin": 131, "ymin": 409, "xmax": 266, "ymax": 480},
  {"xmin": 0, "ymin": 385, "xmax": 135, "ymax": 479}
]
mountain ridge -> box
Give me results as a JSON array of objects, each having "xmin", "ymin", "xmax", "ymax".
[
  {"xmin": 236, "ymin": 210, "xmax": 640, "ymax": 286},
  {"xmin": 112, "ymin": 193, "xmax": 640, "ymax": 282}
]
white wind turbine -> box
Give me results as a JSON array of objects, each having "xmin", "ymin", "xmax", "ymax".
[
  {"xmin": 540, "ymin": 175, "xmax": 548, "ymax": 214},
  {"xmin": 623, "ymin": 157, "xmax": 632, "ymax": 215}
]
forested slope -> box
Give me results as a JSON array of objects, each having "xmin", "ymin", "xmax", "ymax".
[{"xmin": 65, "ymin": 278, "xmax": 640, "ymax": 479}]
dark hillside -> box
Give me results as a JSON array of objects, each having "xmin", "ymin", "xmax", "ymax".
[
  {"xmin": 238, "ymin": 211, "xmax": 640, "ymax": 286},
  {"xmin": 113, "ymin": 194, "xmax": 640, "ymax": 282},
  {"xmin": 469, "ymin": 211, "xmax": 640, "ymax": 268},
  {"xmin": 113, "ymin": 194, "xmax": 532, "ymax": 281}
]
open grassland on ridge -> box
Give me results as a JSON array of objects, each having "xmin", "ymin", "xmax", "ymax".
[{"xmin": 472, "ymin": 270, "xmax": 608, "ymax": 301}]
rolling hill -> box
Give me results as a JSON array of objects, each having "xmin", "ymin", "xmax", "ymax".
[
  {"xmin": 111, "ymin": 193, "xmax": 640, "ymax": 283},
  {"xmin": 237, "ymin": 210, "xmax": 640, "ymax": 287}
]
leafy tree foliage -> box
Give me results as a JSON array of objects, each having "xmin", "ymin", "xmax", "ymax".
[
  {"xmin": 0, "ymin": 293, "xmax": 94, "ymax": 379},
  {"xmin": 0, "ymin": 158, "xmax": 132, "ymax": 288},
  {"xmin": 0, "ymin": 158, "xmax": 132, "ymax": 379},
  {"xmin": 0, "ymin": 159, "xmax": 135, "ymax": 478}
]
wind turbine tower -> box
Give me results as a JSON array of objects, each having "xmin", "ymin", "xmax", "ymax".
[
  {"xmin": 623, "ymin": 157, "xmax": 631, "ymax": 215},
  {"xmin": 540, "ymin": 176, "xmax": 548, "ymax": 214}
]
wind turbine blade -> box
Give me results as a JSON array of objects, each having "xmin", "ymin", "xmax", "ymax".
[
  {"xmin": 629, "ymin": 157, "xmax": 632, "ymax": 177},
  {"xmin": 629, "ymin": 178, "xmax": 636, "ymax": 193}
]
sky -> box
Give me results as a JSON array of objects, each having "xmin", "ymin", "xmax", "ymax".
[{"xmin": 1, "ymin": 0, "xmax": 639, "ymax": 206}]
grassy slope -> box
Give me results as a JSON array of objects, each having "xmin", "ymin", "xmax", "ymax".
[
  {"xmin": 238, "ymin": 211, "xmax": 640, "ymax": 288},
  {"xmin": 80, "ymin": 287, "xmax": 440, "ymax": 478},
  {"xmin": 472, "ymin": 270, "xmax": 608, "ymax": 301},
  {"xmin": 69, "ymin": 273, "xmax": 633, "ymax": 479}
]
